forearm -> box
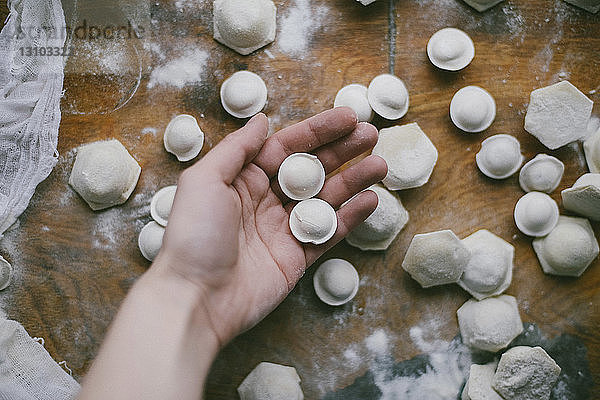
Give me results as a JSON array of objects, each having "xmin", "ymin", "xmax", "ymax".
[{"xmin": 77, "ymin": 259, "xmax": 220, "ymax": 400}]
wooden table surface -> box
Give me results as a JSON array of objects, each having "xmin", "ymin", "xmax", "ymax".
[{"xmin": 1, "ymin": 0, "xmax": 599, "ymax": 398}]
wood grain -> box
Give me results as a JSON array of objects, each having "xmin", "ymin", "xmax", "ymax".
[{"xmin": 0, "ymin": 0, "xmax": 599, "ymax": 398}]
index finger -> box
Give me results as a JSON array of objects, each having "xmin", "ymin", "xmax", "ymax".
[{"xmin": 253, "ymin": 107, "xmax": 358, "ymax": 178}]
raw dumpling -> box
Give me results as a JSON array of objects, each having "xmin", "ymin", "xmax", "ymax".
[
  {"xmin": 0, "ymin": 255, "xmax": 12, "ymax": 291},
  {"xmin": 346, "ymin": 185, "xmax": 408, "ymax": 251},
  {"xmin": 457, "ymin": 295, "xmax": 523, "ymax": 353},
  {"xmin": 561, "ymin": 173, "xmax": 600, "ymax": 220},
  {"xmin": 289, "ymin": 198, "xmax": 337, "ymax": 245},
  {"xmin": 427, "ymin": 28, "xmax": 475, "ymax": 71},
  {"xmin": 367, "ymin": 74, "xmax": 409, "ymax": 120},
  {"xmin": 238, "ymin": 362, "xmax": 304, "ymax": 400},
  {"xmin": 532, "ymin": 215, "xmax": 599, "ymax": 277},
  {"xmin": 450, "ymin": 86, "xmax": 496, "ymax": 133},
  {"xmin": 313, "ymin": 259, "xmax": 360, "ymax": 306},
  {"xmin": 402, "ymin": 230, "xmax": 470, "ymax": 288},
  {"xmin": 138, "ymin": 221, "xmax": 165, "ymax": 262},
  {"xmin": 163, "ymin": 115, "xmax": 204, "ymax": 162},
  {"xmin": 524, "ymin": 81, "xmax": 593, "ymax": 150},
  {"xmin": 213, "ymin": 0, "xmax": 276, "ymax": 55},
  {"xmin": 461, "ymin": 362, "xmax": 502, "ymax": 400},
  {"xmin": 519, "ymin": 154, "xmax": 564, "ymax": 193},
  {"xmin": 69, "ymin": 139, "xmax": 141, "ymax": 211},
  {"xmin": 513, "ymin": 192, "xmax": 559, "ymax": 237},
  {"xmin": 372, "ymin": 123, "xmax": 438, "ymax": 190},
  {"xmin": 334, "ymin": 84, "xmax": 373, "ymax": 122},
  {"xmin": 278, "ymin": 153, "xmax": 325, "ymax": 201},
  {"xmin": 220, "ymin": 71, "xmax": 268, "ymax": 119},
  {"xmin": 492, "ymin": 346, "xmax": 561, "ymax": 400},
  {"xmin": 459, "ymin": 230, "xmax": 513, "ymax": 300},
  {"xmin": 476, "ymin": 134, "xmax": 523, "ymax": 179},
  {"xmin": 150, "ymin": 185, "xmax": 177, "ymax": 227}
]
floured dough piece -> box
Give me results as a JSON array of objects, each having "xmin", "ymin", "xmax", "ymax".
[
  {"xmin": 514, "ymin": 192, "xmax": 559, "ymax": 237},
  {"xmin": 583, "ymin": 118, "xmax": 600, "ymax": 172},
  {"xmin": 238, "ymin": 362, "xmax": 304, "ymax": 400},
  {"xmin": 402, "ymin": 230, "xmax": 470, "ymax": 288},
  {"xmin": 346, "ymin": 185, "xmax": 408, "ymax": 250},
  {"xmin": 462, "ymin": 362, "xmax": 502, "ymax": 400},
  {"xmin": 524, "ymin": 81, "xmax": 593, "ymax": 150},
  {"xmin": 313, "ymin": 259, "xmax": 359, "ymax": 306},
  {"xmin": 69, "ymin": 139, "xmax": 141, "ymax": 211},
  {"xmin": 356, "ymin": 0, "xmax": 377, "ymax": 4},
  {"xmin": 150, "ymin": 185, "xmax": 177, "ymax": 226},
  {"xmin": 427, "ymin": 28, "xmax": 475, "ymax": 71},
  {"xmin": 289, "ymin": 199, "xmax": 337, "ymax": 245},
  {"xmin": 492, "ymin": 346, "xmax": 561, "ymax": 400},
  {"xmin": 163, "ymin": 115, "xmax": 204, "ymax": 162},
  {"xmin": 138, "ymin": 221, "xmax": 165, "ymax": 262},
  {"xmin": 451, "ymin": 86, "xmax": 496, "ymax": 133},
  {"xmin": 457, "ymin": 295, "xmax": 523, "ymax": 353},
  {"xmin": 372, "ymin": 123, "xmax": 438, "ymax": 190},
  {"xmin": 278, "ymin": 153, "xmax": 325, "ymax": 201},
  {"xmin": 462, "ymin": 0, "xmax": 504, "ymax": 11},
  {"xmin": 476, "ymin": 134, "xmax": 523, "ymax": 179},
  {"xmin": 459, "ymin": 230, "xmax": 513, "ymax": 300},
  {"xmin": 519, "ymin": 154, "xmax": 564, "ymax": 193},
  {"xmin": 533, "ymin": 216, "xmax": 599, "ymax": 277},
  {"xmin": 561, "ymin": 173, "xmax": 600, "ymax": 220},
  {"xmin": 367, "ymin": 74, "xmax": 409, "ymax": 120},
  {"xmin": 220, "ymin": 71, "xmax": 268, "ymax": 119},
  {"xmin": 0, "ymin": 255, "xmax": 12, "ymax": 291},
  {"xmin": 334, "ymin": 84, "xmax": 373, "ymax": 122},
  {"xmin": 213, "ymin": 0, "xmax": 276, "ymax": 55},
  {"xmin": 563, "ymin": 0, "xmax": 600, "ymax": 13}
]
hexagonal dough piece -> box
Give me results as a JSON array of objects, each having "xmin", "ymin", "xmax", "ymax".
[
  {"xmin": 524, "ymin": 81, "xmax": 593, "ymax": 150},
  {"xmin": 459, "ymin": 230, "xmax": 513, "ymax": 300},
  {"xmin": 346, "ymin": 185, "xmax": 408, "ymax": 251},
  {"xmin": 533, "ymin": 215, "xmax": 599, "ymax": 277},
  {"xmin": 563, "ymin": 0, "xmax": 600, "ymax": 13},
  {"xmin": 461, "ymin": 362, "xmax": 503, "ymax": 400},
  {"xmin": 69, "ymin": 139, "xmax": 141, "ymax": 211},
  {"xmin": 462, "ymin": 0, "xmax": 504, "ymax": 12},
  {"xmin": 561, "ymin": 173, "xmax": 600, "ymax": 220},
  {"xmin": 583, "ymin": 119, "xmax": 600, "ymax": 172},
  {"xmin": 402, "ymin": 230, "xmax": 470, "ymax": 288},
  {"xmin": 372, "ymin": 123, "xmax": 438, "ymax": 190},
  {"xmin": 238, "ymin": 362, "xmax": 304, "ymax": 400},
  {"xmin": 457, "ymin": 295, "xmax": 523, "ymax": 353},
  {"xmin": 492, "ymin": 346, "xmax": 561, "ymax": 400},
  {"xmin": 213, "ymin": 0, "xmax": 276, "ymax": 55}
]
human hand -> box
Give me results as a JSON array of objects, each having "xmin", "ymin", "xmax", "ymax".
[{"xmin": 154, "ymin": 108, "xmax": 387, "ymax": 346}]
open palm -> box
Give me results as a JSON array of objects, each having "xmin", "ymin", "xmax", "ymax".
[{"xmin": 158, "ymin": 108, "xmax": 387, "ymax": 346}]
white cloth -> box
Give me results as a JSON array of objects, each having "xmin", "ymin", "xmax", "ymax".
[
  {"xmin": 0, "ymin": 318, "xmax": 79, "ymax": 399},
  {"xmin": 0, "ymin": 0, "xmax": 66, "ymax": 235}
]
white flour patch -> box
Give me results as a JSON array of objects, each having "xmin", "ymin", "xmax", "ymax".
[
  {"xmin": 147, "ymin": 48, "xmax": 209, "ymax": 89},
  {"xmin": 277, "ymin": 0, "xmax": 329, "ymax": 57},
  {"xmin": 141, "ymin": 127, "xmax": 158, "ymax": 136},
  {"xmin": 365, "ymin": 329, "xmax": 390, "ymax": 355}
]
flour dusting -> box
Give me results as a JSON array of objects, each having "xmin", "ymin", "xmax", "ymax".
[
  {"xmin": 277, "ymin": 0, "xmax": 328, "ymax": 57},
  {"xmin": 147, "ymin": 48, "xmax": 209, "ymax": 89}
]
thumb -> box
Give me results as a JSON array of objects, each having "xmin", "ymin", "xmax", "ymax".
[{"xmin": 190, "ymin": 113, "xmax": 269, "ymax": 184}]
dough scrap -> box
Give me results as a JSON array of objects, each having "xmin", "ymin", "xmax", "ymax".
[
  {"xmin": 372, "ymin": 123, "xmax": 438, "ymax": 190},
  {"xmin": 69, "ymin": 139, "xmax": 141, "ymax": 211},
  {"xmin": 457, "ymin": 295, "xmax": 523, "ymax": 353},
  {"xmin": 524, "ymin": 81, "xmax": 593, "ymax": 150},
  {"xmin": 346, "ymin": 185, "xmax": 408, "ymax": 251},
  {"xmin": 459, "ymin": 230, "xmax": 513, "ymax": 300},
  {"xmin": 402, "ymin": 230, "xmax": 470, "ymax": 288},
  {"xmin": 492, "ymin": 346, "xmax": 561, "ymax": 400},
  {"xmin": 238, "ymin": 362, "xmax": 304, "ymax": 400}
]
